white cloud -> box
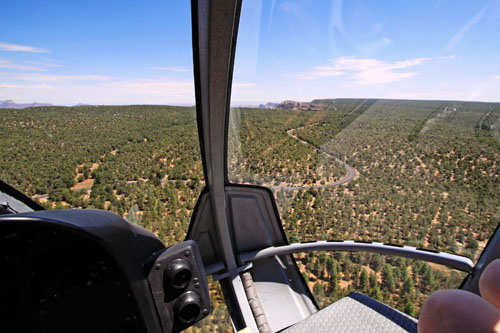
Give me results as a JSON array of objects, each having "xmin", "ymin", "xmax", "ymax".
[
  {"xmin": 8, "ymin": 73, "xmax": 112, "ymax": 82},
  {"xmin": 102, "ymin": 78, "xmax": 193, "ymax": 96},
  {"xmin": 0, "ymin": 82, "xmax": 52, "ymax": 89},
  {"xmin": 151, "ymin": 66, "xmax": 190, "ymax": 72},
  {"xmin": 293, "ymin": 65, "xmax": 344, "ymax": 80},
  {"xmin": 389, "ymin": 84, "xmax": 500, "ymax": 103},
  {"xmin": 0, "ymin": 58, "xmax": 44, "ymax": 71},
  {"xmin": 0, "ymin": 77, "xmax": 195, "ymax": 105},
  {"xmin": 495, "ymin": 75, "xmax": 500, "ymax": 79},
  {"xmin": 0, "ymin": 42, "xmax": 49, "ymax": 53},
  {"xmin": 294, "ymin": 56, "xmax": 429, "ymax": 85},
  {"xmin": 25, "ymin": 60, "xmax": 62, "ymax": 68},
  {"xmin": 233, "ymin": 82, "xmax": 256, "ymax": 87}
]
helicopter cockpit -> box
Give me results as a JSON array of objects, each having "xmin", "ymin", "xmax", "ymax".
[{"xmin": 1, "ymin": 0, "xmax": 499, "ymax": 332}]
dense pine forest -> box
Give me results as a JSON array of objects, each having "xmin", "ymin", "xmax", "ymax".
[{"xmin": 1, "ymin": 99, "xmax": 499, "ymax": 331}]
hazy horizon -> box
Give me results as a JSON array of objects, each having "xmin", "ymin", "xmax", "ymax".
[
  {"xmin": 2, "ymin": 96, "xmax": 500, "ymax": 109},
  {"xmin": 1, "ymin": 0, "xmax": 499, "ymax": 105}
]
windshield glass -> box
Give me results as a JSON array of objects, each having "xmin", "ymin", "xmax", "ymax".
[
  {"xmin": 0, "ymin": 2, "xmax": 202, "ymax": 245},
  {"xmin": 0, "ymin": 2, "xmax": 235, "ymax": 329},
  {"xmin": 0, "ymin": 189, "xmax": 34, "ymax": 214},
  {"xmin": 0, "ymin": 0, "xmax": 240, "ymax": 331},
  {"xmin": 229, "ymin": 0, "xmax": 500, "ymax": 313}
]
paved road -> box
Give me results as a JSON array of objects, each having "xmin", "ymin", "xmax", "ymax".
[
  {"xmin": 270, "ymin": 127, "xmax": 356, "ymax": 191},
  {"xmin": 32, "ymin": 186, "xmax": 94, "ymax": 201},
  {"xmin": 127, "ymin": 179, "xmax": 190, "ymax": 185}
]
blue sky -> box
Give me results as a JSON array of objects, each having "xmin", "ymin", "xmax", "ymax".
[{"xmin": 1, "ymin": 0, "xmax": 499, "ymax": 105}]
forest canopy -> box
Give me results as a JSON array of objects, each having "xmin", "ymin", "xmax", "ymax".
[{"xmin": 1, "ymin": 99, "xmax": 498, "ymax": 323}]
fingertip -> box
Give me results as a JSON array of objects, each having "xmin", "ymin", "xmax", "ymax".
[{"xmin": 480, "ymin": 259, "xmax": 500, "ymax": 309}]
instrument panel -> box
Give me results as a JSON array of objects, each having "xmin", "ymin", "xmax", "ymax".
[{"xmin": 0, "ymin": 224, "xmax": 146, "ymax": 333}]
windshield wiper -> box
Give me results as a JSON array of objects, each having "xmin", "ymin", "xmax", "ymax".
[{"xmin": 0, "ymin": 201, "xmax": 19, "ymax": 214}]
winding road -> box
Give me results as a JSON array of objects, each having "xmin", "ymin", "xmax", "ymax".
[{"xmin": 270, "ymin": 127, "xmax": 356, "ymax": 191}]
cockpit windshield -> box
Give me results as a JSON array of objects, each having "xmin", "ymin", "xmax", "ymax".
[
  {"xmin": 0, "ymin": 1, "xmax": 202, "ymax": 243},
  {"xmin": 1, "ymin": 0, "xmax": 500, "ymax": 326},
  {"xmin": 229, "ymin": 0, "xmax": 500, "ymax": 313}
]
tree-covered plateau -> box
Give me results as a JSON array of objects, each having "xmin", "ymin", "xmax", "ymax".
[
  {"xmin": 229, "ymin": 99, "xmax": 499, "ymax": 317},
  {"xmin": 1, "ymin": 99, "xmax": 498, "ymax": 327}
]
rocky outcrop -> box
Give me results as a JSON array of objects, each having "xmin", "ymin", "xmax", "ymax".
[{"xmin": 276, "ymin": 100, "xmax": 323, "ymax": 111}]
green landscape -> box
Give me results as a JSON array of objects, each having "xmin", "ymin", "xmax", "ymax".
[{"xmin": 1, "ymin": 98, "xmax": 499, "ymax": 331}]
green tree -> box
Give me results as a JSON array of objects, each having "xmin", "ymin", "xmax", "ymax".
[
  {"xmin": 370, "ymin": 285, "xmax": 383, "ymax": 301},
  {"xmin": 422, "ymin": 267, "xmax": 434, "ymax": 291},
  {"xmin": 370, "ymin": 254, "xmax": 383, "ymax": 271},
  {"xmin": 403, "ymin": 298, "xmax": 415, "ymax": 317},
  {"xmin": 313, "ymin": 283, "xmax": 326, "ymax": 305},
  {"xmin": 358, "ymin": 269, "xmax": 369, "ymax": 292},
  {"xmin": 382, "ymin": 264, "xmax": 396, "ymax": 292},
  {"xmin": 402, "ymin": 277, "xmax": 415, "ymax": 299},
  {"xmin": 369, "ymin": 272, "xmax": 377, "ymax": 288},
  {"xmin": 313, "ymin": 259, "xmax": 323, "ymax": 278}
]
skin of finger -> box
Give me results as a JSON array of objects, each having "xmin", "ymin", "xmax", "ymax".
[
  {"xmin": 418, "ymin": 289, "xmax": 500, "ymax": 333},
  {"xmin": 480, "ymin": 259, "xmax": 500, "ymax": 310}
]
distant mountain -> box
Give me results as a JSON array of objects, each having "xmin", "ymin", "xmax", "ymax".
[
  {"xmin": 231, "ymin": 101, "xmax": 279, "ymax": 108},
  {"xmin": 232, "ymin": 100, "xmax": 324, "ymax": 110},
  {"xmin": 258, "ymin": 102, "xmax": 279, "ymax": 109},
  {"xmin": 0, "ymin": 100, "xmax": 52, "ymax": 109}
]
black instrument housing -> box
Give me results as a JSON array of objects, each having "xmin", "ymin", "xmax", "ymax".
[{"xmin": 0, "ymin": 209, "xmax": 209, "ymax": 333}]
